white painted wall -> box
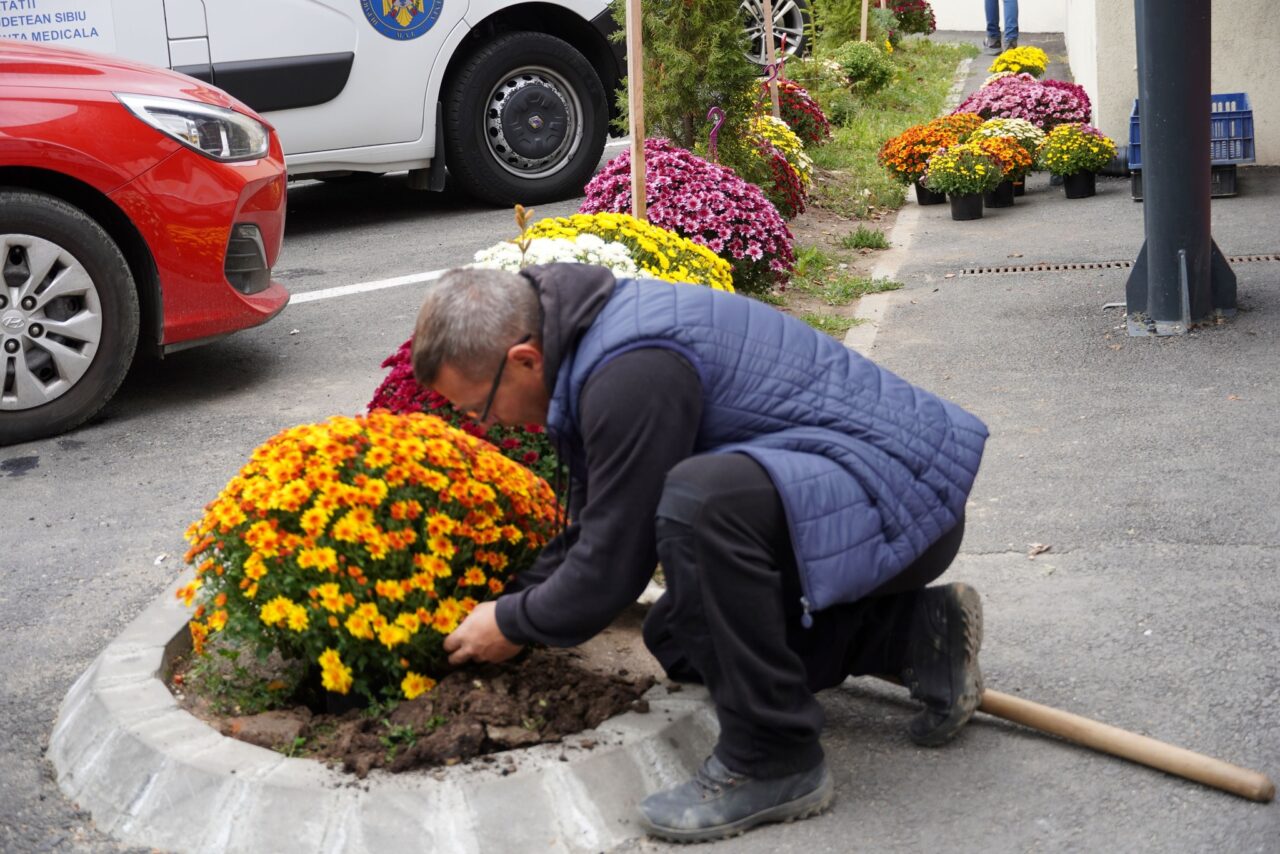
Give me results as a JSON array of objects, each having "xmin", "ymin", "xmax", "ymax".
[
  {"xmin": 1065, "ymin": 0, "xmax": 1278, "ymax": 165},
  {"xmin": 928, "ymin": 0, "xmax": 1067, "ymax": 34}
]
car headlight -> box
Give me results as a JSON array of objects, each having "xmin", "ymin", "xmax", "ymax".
[{"xmin": 116, "ymin": 93, "xmax": 269, "ymax": 162}]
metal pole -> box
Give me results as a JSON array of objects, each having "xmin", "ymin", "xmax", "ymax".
[{"xmin": 1125, "ymin": 0, "xmax": 1235, "ymax": 335}]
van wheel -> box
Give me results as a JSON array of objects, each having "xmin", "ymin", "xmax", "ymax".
[
  {"xmin": 444, "ymin": 32, "xmax": 608, "ymax": 205},
  {"xmin": 0, "ymin": 190, "xmax": 139, "ymax": 445}
]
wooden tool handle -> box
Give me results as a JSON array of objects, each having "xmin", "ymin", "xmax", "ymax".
[{"xmin": 979, "ymin": 688, "xmax": 1275, "ymax": 803}]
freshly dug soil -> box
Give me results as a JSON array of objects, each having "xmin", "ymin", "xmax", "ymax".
[{"xmin": 169, "ymin": 607, "xmax": 662, "ymax": 778}]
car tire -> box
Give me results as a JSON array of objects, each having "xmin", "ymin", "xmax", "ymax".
[
  {"xmin": 742, "ymin": 0, "xmax": 811, "ymax": 66},
  {"xmin": 444, "ymin": 31, "xmax": 608, "ymax": 205},
  {"xmin": 0, "ymin": 190, "xmax": 139, "ymax": 445}
]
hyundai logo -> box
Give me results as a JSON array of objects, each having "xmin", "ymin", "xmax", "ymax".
[{"xmin": 1, "ymin": 312, "xmax": 25, "ymax": 330}]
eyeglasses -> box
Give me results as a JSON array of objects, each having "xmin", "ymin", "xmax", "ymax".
[{"xmin": 476, "ymin": 334, "xmax": 532, "ymax": 422}]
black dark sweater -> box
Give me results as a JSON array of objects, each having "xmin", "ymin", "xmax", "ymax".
[{"xmin": 494, "ymin": 346, "xmax": 703, "ymax": 647}]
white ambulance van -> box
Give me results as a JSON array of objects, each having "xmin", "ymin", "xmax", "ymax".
[{"xmin": 0, "ymin": 0, "xmax": 622, "ymax": 203}]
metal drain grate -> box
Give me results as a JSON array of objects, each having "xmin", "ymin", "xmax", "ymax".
[{"xmin": 957, "ymin": 254, "xmax": 1280, "ymax": 277}]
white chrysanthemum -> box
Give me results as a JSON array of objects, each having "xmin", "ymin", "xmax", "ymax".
[{"xmin": 472, "ymin": 236, "xmax": 640, "ymax": 278}]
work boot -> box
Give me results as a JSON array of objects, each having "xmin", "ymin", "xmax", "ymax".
[
  {"xmin": 983, "ymin": 35, "xmax": 1002, "ymax": 55},
  {"xmin": 1006, "ymin": 38, "xmax": 1018, "ymax": 50},
  {"xmin": 638, "ymin": 754, "xmax": 833, "ymax": 842},
  {"xmin": 901, "ymin": 583, "xmax": 984, "ymax": 747}
]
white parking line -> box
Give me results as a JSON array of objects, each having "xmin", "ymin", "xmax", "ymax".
[{"xmin": 288, "ymin": 268, "xmax": 448, "ymax": 304}]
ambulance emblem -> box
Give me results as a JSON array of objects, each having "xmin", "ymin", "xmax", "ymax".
[{"xmin": 361, "ymin": 0, "xmax": 444, "ymax": 41}]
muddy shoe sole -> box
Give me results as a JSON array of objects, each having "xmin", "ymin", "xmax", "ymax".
[
  {"xmin": 639, "ymin": 767, "xmax": 835, "ymax": 844},
  {"xmin": 907, "ymin": 582, "xmax": 984, "ymax": 747}
]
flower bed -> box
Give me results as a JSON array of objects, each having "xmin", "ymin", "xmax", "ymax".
[
  {"xmin": 180, "ymin": 411, "xmax": 560, "ymax": 703},
  {"xmin": 522, "ymin": 212, "xmax": 735, "ymax": 291},
  {"xmin": 581, "ymin": 138, "xmax": 794, "ymax": 293}
]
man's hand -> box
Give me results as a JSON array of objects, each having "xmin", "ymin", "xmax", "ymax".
[{"xmin": 443, "ymin": 601, "xmax": 523, "ymax": 666}]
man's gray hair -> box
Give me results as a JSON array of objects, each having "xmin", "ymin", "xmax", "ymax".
[{"xmin": 411, "ymin": 267, "xmax": 541, "ymax": 384}]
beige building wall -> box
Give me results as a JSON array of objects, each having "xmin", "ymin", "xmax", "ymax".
[
  {"xmin": 929, "ymin": 0, "xmax": 1067, "ymax": 33},
  {"xmin": 1068, "ymin": 0, "xmax": 1278, "ymax": 165}
]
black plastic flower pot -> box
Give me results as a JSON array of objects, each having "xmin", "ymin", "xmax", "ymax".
[
  {"xmin": 914, "ymin": 178, "xmax": 947, "ymax": 205},
  {"xmin": 949, "ymin": 192, "xmax": 984, "ymax": 221},
  {"xmin": 1012, "ymin": 179, "xmax": 1026, "ymax": 196},
  {"xmin": 1062, "ymin": 171, "xmax": 1097, "ymax": 199},
  {"xmin": 984, "ymin": 180, "xmax": 1015, "ymax": 208}
]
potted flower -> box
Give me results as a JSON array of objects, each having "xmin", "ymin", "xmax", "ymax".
[
  {"xmin": 1037, "ymin": 123, "xmax": 1117, "ymax": 198},
  {"xmin": 968, "ymin": 135, "xmax": 1034, "ymax": 207},
  {"xmin": 877, "ymin": 113, "xmax": 982, "ymax": 205},
  {"xmin": 970, "ymin": 117, "xmax": 1046, "ymax": 195},
  {"xmin": 922, "ymin": 142, "xmax": 1003, "ymax": 221},
  {"xmin": 955, "ymin": 73, "xmax": 1091, "ymax": 130},
  {"xmin": 988, "ymin": 45, "xmax": 1050, "ymax": 78}
]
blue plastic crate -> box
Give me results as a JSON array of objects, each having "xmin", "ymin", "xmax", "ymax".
[{"xmin": 1128, "ymin": 92, "xmax": 1255, "ymax": 170}]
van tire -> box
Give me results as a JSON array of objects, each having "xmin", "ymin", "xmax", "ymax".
[
  {"xmin": 444, "ymin": 32, "xmax": 608, "ymax": 205},
  {"xmin": 0, "ymin": 190, "xmax": 139, "ymax": 446}
]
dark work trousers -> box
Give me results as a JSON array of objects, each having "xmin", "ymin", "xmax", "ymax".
[{"xmin": 642, "ymin": 453, "xmax": 965, "ymax": 779}]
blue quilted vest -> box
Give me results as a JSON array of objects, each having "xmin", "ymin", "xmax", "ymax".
[{"xmin": 546, "ymin": 277, "xmax": 988, "ymax": 620}]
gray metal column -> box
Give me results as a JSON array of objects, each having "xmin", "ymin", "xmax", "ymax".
[{"xmin": 1125, "ymin": 0, "xmax": 1236, "ymax": 335}]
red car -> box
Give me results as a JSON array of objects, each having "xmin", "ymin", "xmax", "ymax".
[{"xmin": 1, "ymin": 40, "xmax": 289, "ymax": 445}]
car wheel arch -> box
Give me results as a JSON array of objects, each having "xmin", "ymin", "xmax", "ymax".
[
  {"xmin": 0, "ymin": 168, "xmax": 162, "ymax": 357},
  {"xmin": 446, "ymin": 5, "xmax": 622, "ymax": 125}
]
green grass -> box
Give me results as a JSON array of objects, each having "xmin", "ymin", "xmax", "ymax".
[
  {"xmin": 838, "ymin": 225, "xmax": 890, "ymax": 250},
  {"xmin": 789, "ymin": 246, "xmax": 903, "ymax": 307},
  {"xmin": 801, "ymin": 313, "xmax": 864, "ymax": 337},
  {"xmin": 806, "ymin": 38, "xmax": 978, "ymax": 219}
]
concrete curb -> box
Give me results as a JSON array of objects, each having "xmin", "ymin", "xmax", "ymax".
[{"xmin": 48, "ymin": 573, "xmax": 716, "ymax": 853}]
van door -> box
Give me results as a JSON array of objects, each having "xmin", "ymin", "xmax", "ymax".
[
  {"xmin": 164, "ymin": 0, "xmax": 210, "ymax": 81},
  {"xmin": 200, "ymin": 0, "xmax": 469, "ymax": 156}
]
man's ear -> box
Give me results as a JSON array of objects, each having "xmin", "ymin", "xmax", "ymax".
[{"xmin": 510, "ymin": 341, "xmax": 543, "ymax": 371}]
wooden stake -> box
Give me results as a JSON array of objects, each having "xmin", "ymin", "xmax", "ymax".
[
  {"xmin": 876, "ymin": 678, "xmax": 1276, "ymax": 803},
  {"xmin": 624, "ymin": 0, "xmax": 646, "ymax": 221},
  {"xmin": 761, "ymin": 0, "xmax": 781, "ymax": 119},
  {"xmin": 860, "ymin": 0, "xmax": 870, "ymax": 42}
]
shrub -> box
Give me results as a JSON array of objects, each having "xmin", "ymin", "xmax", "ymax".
[
  {"xmin": 954, "ymin": 73, "xmax": 1090, "ymax": 129},
  {"xmin": 580, "ymin": 138, "xmax": 795, "ymax": 293},
  {"xmin": 750, "ymin": 115, "xmax": 812, "ymax": 218},
  {"xmin": 833, "ymin": 41, "xmax": 894, "ymax": 93},
  {"xmin": 613, "ymin": 0, "xmax": 760, "ymax": 173},
  {"xmin": 892, "ymin": 0, "xmax": 937, "ymax": 35},
  {"xmin": 523, "ymin": 213, "xmax": 735, "ymax": 291},
  {"xmin": 1036, "ymin": 123, "xmax": 1117, "ymax": 176},
  {"xmin": 772, "ymin": 79, "xmax": 833, "ymax": 146},
  {"xmin": 180, "ymin": 412, "xmax": 560, "ymax": 702},
  {"xmin": 922, "ymin": 143, "xmax": 1003, "ymax": 195}
]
